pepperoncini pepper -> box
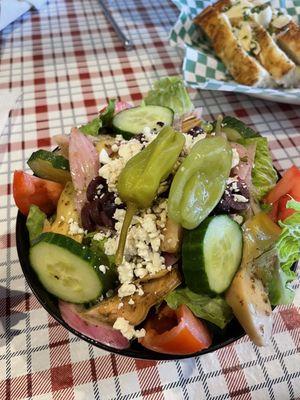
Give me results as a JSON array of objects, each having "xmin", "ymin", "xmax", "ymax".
[
  {"xmin": 115, "ymin": 126, "xmax": 185, "ymax": 265},
  {"xmin": 168, "ymin": 136, "xmax": 232, "ymax": 230}
]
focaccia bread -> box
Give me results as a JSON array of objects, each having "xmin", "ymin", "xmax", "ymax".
[
  {"xmin": 276, "ymin": 21, "xmax": 300, "ymax": 65},
  {"xmin": 194, "ymin": 0, "xmax": 300, "ymax": 88},
  {"xmin": 252, "ymin": 23, "xmax": 296, "ymax": 86},
  {"xmin": 194, "ymin": 6, "xmax": 273, "ymax": 87}
]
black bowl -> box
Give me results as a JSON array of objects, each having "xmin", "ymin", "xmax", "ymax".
[{"xmin": 16, "ymin": 211, "xmax": 296, "ymax": 360}]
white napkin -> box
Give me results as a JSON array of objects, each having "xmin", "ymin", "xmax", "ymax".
[
  {"xmin": 0, "ymin": 0, "xmax": 47, "ymax": 31},
  {"xmin": 0, "ymin": 90, "xmax": 22, "ymax": 136}
]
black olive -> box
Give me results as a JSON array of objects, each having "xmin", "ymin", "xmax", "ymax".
[
  {"xmin": 89, "ymin": 199, "xmax": 103, "ymax": 224},
  {"xmin": 86, "ymin": 176, "xmax": 107, "ymax": 202},
  {"xmin": 217, "ymin": 178, "xmax": 250, "ymax": 213},
  {"xmin": 187, "ymin": 126, "xmax": 204, "ymax": 137},
  {"xmin": 81, "ymin": 202, "xmax": 96, "ymax": 232}
]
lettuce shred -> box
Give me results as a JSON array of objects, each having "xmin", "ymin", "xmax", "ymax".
[
  {"xmin": 277, "ymin": 199, "xmax": 300, "ymax": 272},
  {"xmin": 80, "ymin": 99, "xmax": 116, "ymax": 136},
  {"xmin": 255, "ymin": 199, "xmax": 300, "ymax": 305},
  {"xmin": 26, "ymin": 205, "xmax": 46, "ymax": 244},
  {"xmin": 144, "ymin": 76, "xmax": 193, "ymax": 116},
  {"xmin": 165, "ymin": 287, "xmax": 232, "ymax": 329}
]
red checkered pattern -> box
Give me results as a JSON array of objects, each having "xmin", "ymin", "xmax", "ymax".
[{"xmin": 0, "ymin": 0, "xmax": 299, "ymax": 399}]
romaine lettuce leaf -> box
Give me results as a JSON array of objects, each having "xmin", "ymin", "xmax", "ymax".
[
  {"xmin": 243, "ymin": 137, "xmax": 277, "ymax": 200},
  {"xmin": 255, "ymin": 199, "xmax": 300, "ymax": 305},
  {"xmin": 269, "ymin": 268, "xmax": 295, "ymax": 305},
  {"xmin": 80, "ymin": 117, "xmax": 101, "ymax": 136},
  {"xmin": 277, "ymin": 199, "xmax": 300, "ymax": 271},
  {"xmin": 253, "ymin": 247, "xmax": 295, "ymax": 305},
  {"xmin": 165, "ymin": 287, "xmax": 232, "ymax": 329},
  {"xmin": 80, "ymin": 99, "xmax": 116, "ymax": 136},
  {"xmin": 99, "ymin": 99, "xmax": 116, "ymax": 127},
  {"xmin": 144, "ymin": 76, "xmax": 193, "ymax": 116},
  {"xmin": 284, "ymin": 198, "xmax": 300, "ymax": 212},
  {"xmin": 26, "ymin": 205, "xmax": 46, "ymax": 244}
]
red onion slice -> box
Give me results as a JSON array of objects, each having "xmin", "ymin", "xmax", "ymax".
[
  {"xmin": 69, "ymin": 128, "xmax": 100, "ymax": 213},
  {"xmin": 59, "ymin": 301, "xmax": 129, "ymax": 349}
]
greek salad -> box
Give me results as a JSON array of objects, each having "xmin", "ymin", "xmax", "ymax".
[{"xmin": 14, "ymin": 77, "xmax": 300, "ymax": 355}]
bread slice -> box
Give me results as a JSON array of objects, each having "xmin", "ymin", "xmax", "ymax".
[
  {"xmin": 251, "ymin": 23, "xmax": 297, "ymax": 87},
  {"xmin": 194, "ymin": 7, "xmax": 272, "ymax": 87},
  {"xmin": 213, "ymin": 0, "xmax": 231, "ymax": 12},
  {"xmin": 276, "ymin": 21, "xmax": 300, "ymax": 65}
]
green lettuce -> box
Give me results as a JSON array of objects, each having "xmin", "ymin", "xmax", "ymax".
[
  {"xmin": 277, "ymin": 199, "xmax": 300, "ymax": 271},
  {"xmin": 90, "ymin": 237, "xmax": 115, "ymax": 268},
  {"xmin": 80, "ymin": 99, "xmax": 116, "ymax": 136},
  {"xmin": 269, "ymin": 268, "xmax": 295, "ymax": 305},
  {"xmin": 254, "ymin": 199, "xmax": 299, "ymax": 305},
  {"xmin": 144, "ymin": 76, "xmax": 193, "ymax": 116},
  {"xmin": 99, "ymin": 99, "xmax": 116, "ymax": 127},
  {"xmin": 80, "ymin": 117, "xmax": 101, "ymax": 136},
  {"xmin": 165, "ymin": 287, "xmax": 233, "ymax": 329},
  {"xmin": 84, "ymin": 232, "xmax": 115, "ymax": 268},
  {"xmin": 243, "ymin": 137, "xmax": 278, "ymax": 200},
  {"xmin": 283, "ymin": 198, "xmax": 300, "ymax": 212},
  {"xmin": 254, "ymin": 248, "xmax": 295, "ymax": 305},
  {"xmin": 26, "ymin": 205, "xmax": 46, "ymax": 244}
]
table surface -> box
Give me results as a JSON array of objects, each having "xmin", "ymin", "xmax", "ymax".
[{"xmin": 0, "ymin": 1, "xmax": 300, "ymax": 399}]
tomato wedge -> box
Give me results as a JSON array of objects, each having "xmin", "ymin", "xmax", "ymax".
[
  {"xmin": 139, "ymin": 305, "xmax": 212, "ymax": 355},
  {"xmin": 277, "ymin": 195, "xmax": 293, "ymax": 222},
  {"xmin": 277, "ymin": 191, "xmax": 300, "ymax": 221},
  {"xmin": 268, "ymin": 199, "xmax": 279, "ymax": 223},
  {"xmin": 264, "ymin": 165, "xmax": 300, "ymax": 222},
  {"xmin": 264, "ymin": 165, "xmax": 300, "ymax": 205},
  {"xmin": 13, "ymin": 170, "xmax": 64, "ymax": 215}
]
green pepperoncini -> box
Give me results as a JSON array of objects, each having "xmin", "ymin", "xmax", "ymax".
[
  {"xmin": 115, "ymin": 126, "xmax": 185, "ymax": 265},
  {"xmin": 168, "ymin": 136, "xmax": 232, "ymax": 229}
]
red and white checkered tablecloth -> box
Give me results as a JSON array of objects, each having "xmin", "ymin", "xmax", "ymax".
[{"xmin": 0, "ymin": 0, "xmax": 299, "ymax": 399}]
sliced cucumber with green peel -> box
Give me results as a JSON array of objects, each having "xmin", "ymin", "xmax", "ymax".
[
  {"xmin": 30, "ymin": 232, "xmax": 116, "ymax": 303},
  {"xmin": 112, "ymin": 105, "xmax": 174, "ymax": 139},
  {"xmin": 221, "ymin": 116, "xmax": 260, "ymax": 141},
  {"xmin": 28, "ymin": 150, "xmax": 71, "ymax": 184},
  {"xmin": 182, "ymin": 215, "xmax": 243, "ymax": 295}
]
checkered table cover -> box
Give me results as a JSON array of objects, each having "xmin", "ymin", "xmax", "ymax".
[
  {"xmin": 0, "ymin": 0, "xmax": 299, "ymax": 399},
  {"xmin": 170, "ymin": 0, "xmax": 300, "ymax": 102}
]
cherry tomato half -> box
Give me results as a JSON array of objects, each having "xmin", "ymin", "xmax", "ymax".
[
  {"xmin": 139, "ymin": 305, "xmax": 212, "ymax": 355},
  {"xmin": 13, "ymin": 170, "xmax": 64, "ymax": 215}
]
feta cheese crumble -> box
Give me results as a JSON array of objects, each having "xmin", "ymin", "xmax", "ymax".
[
  {"xmin": 233, "ymin": 194, "xmax": 249, "ymax": 203},
  {"xmin": 231, "ymin": 148, "xmax": 240, "ymax": 169},
  {"xmin": 68, "ymin": 218, "xmax": 85, "ymax": 235},
  {"xmin": 118, "ymin": 283, "xmax": 136, "ymax": 298},
  {"xmin": 109, "ymin": 199, "xmax": 168, "ymax": 298},
  {"xmin": 232, "ymin": 214, "xmax": 244, "ymax": 224},
  {"xmin": 182, "ymin": 131, "xmax": 206, "ymax": 154},
  {"xmin": 99, "ymin": 265, "xmax": 107, "ymax": 274},
  {"xmin": 113, "ymin": 317, "xmax": 145, "ymax": 340},
  {"xmin": 99, "ymin": 148, "xmax": 111, "ymax": 164},
  {"xmin": 93, "ymin": 231, "xmax": 110, "ymax": 241}
]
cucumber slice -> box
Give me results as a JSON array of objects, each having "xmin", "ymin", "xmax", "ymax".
[
  {"xmin": 112, "ymin": 105, "xmax": 174, "ymax": 139},
  {"xmin": 182, "ymin": 215, "xmax": 243, "ymax": 295},
  {"xmin": 221, "ymin": 116, "xmax": 260, "ymax": 141},
  {"xmin": 29, "ymin": 232, "xmax": 117, "ymax": 303},
  {"xmin": 28, "ymin": 150, "xmax": 71, "ymax": 184}
]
